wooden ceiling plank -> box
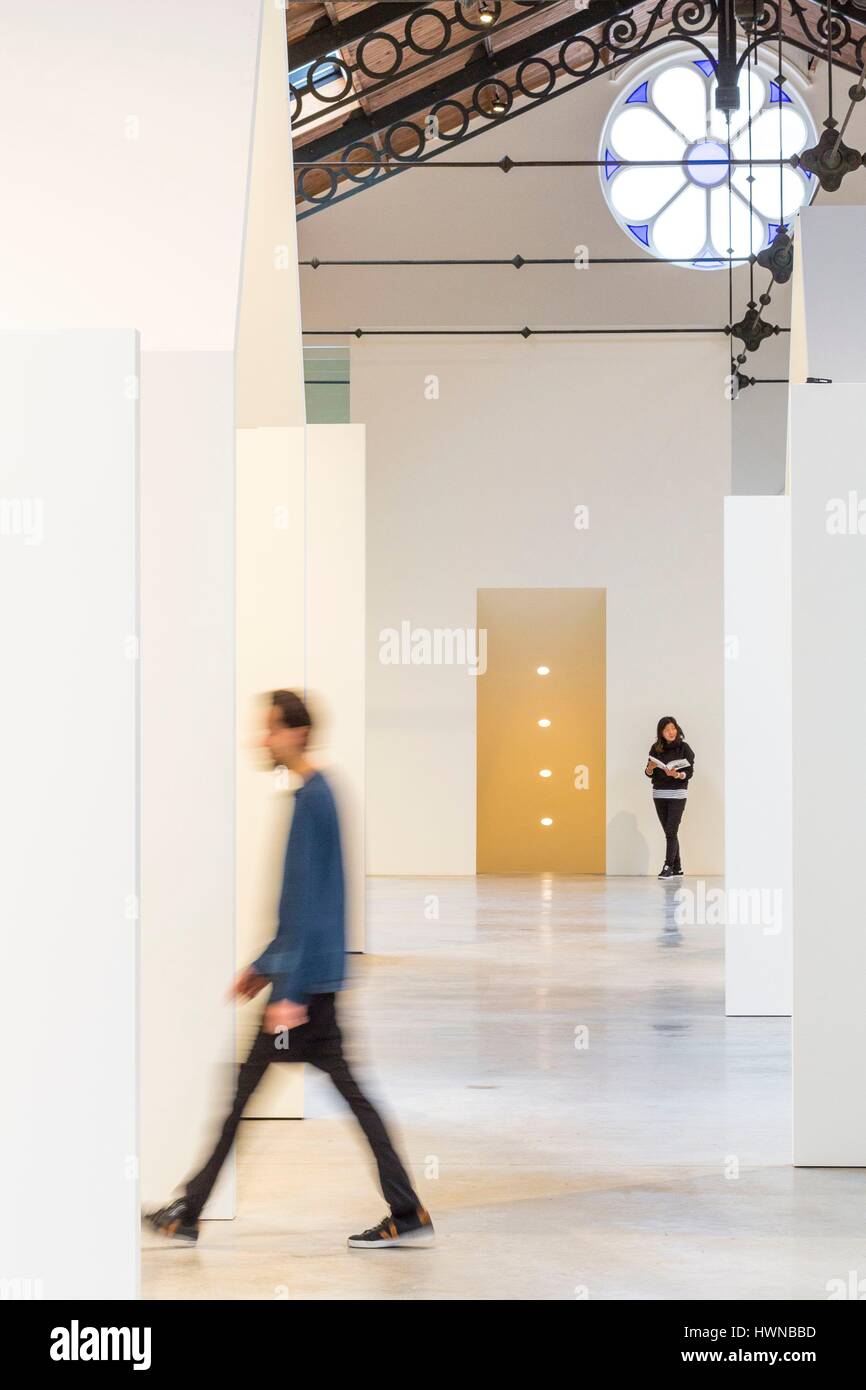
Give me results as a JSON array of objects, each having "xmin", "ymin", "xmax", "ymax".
[{"xmin": 288, "ymin": 1, "xmax": 419, "ymax": 68}]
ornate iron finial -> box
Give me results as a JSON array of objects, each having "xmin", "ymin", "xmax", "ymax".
[
  {"xmin": 756, "ymin": 228, "xmax": 794, "ymax": 284},
  {"xmin": 728, "ymin": 303, "xmax": 780, "ymax": 353},
  {"xmin": 793, "ymin": 121, "xmax": 862, "ymax": 193}
]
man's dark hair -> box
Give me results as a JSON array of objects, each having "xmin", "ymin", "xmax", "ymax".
[{"xmin": 272, "ymin": 689, "xmax": 313, "ymax": 733}]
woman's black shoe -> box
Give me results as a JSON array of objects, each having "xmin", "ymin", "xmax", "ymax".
[{"xmin": 658, "ymin": 864, "xmax": 674, "ymax": 879}]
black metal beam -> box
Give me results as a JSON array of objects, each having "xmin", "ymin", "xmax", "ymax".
[
  {"xmin": 295, "ymin": 0, "xmax": 636, "ymax": 158},
  {"xmin": 288, "ymin": 2, "xmax": 420, "ymax": 70}
]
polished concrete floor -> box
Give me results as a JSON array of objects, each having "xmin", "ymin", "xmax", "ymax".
[{"xmin": 142, "ymin": 876, "xmax": 864, "ymax": 1301}]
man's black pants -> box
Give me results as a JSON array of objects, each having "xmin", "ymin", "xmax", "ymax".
[
  {"xmin": 184, "ymin": 993, "xmax": 419, "ymax": 1221},
  {"xmin": 654, "ymin": 797, "xmax": 686, "ymax": 871}
]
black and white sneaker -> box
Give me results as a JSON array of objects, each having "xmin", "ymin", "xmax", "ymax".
[
  {"xmin": 144, "ymin": 1198, "xmax": 199, "ymax": 1246},
  {"xmin": 658, "ymin": 864, "xmax": 674, "ymax": 880},
  {"xmin": 672, "ymin": 866, "xmax": 684, "ymax": 877},
  {"xmin": 348, "ymin": 1207, "xmax": 435, "ymax": 1250}
]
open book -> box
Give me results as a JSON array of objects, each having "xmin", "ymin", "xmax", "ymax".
[{"xmin": 648, "ymin": 756, "xmax": 690, "ymax": 773}]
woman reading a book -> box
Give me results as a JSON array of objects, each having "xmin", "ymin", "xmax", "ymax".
[{"xmin": 644, "ymin": 716, "xmax": 695, "ymax": 879}]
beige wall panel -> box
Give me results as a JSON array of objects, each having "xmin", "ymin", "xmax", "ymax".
[{"xmin": 477, "ymin": 588, "xmax": 605, "ymax": 874}]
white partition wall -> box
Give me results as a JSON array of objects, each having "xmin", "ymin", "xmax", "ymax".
[
  {"xmin": 724, "ymin": 498, "xmax": 792, "ymax": 1017},
  {"xmin": 790, "ymin": 384, "xmax": 866, "ymax": 1165},
  {"xmin": 307, "ymin": 426, "xmax": 367, "ymax": 953},
  {"xmin": 0, "ymin": 330, "xmax": 138, "ymax": 1298},
  {"xmin": 138, "ymin": 353, "xmax": 239, "ymax": 1210},
  {"xmin": 235, "ymin": 419, "xmax": 367, "ymax": 1112},
  {"xmin": 234, "ymin": 0, "xmax": 308, "ymax": 1122},
  {"xmin": 790, "ymin": 207, "xmax": 866, "ymax": 384},
  {"xmin": 236, "ymin": 426, "xmax": 306, "ymax": 1122}
]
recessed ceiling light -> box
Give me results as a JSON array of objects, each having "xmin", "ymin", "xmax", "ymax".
[
  {"xmin": 536, "ymin": 665, "xmax": 550, "ymax": 675},
  {"xmin": 539, "ymin": 769, "xmax": 552, "ymax": 778},
  {"xmin": 538, "ymin": 718, "xmax": 551, "ymax": 728},
  {"xmin": 540, "ymin": 817, "xmax": 553, "ymax": 826}
]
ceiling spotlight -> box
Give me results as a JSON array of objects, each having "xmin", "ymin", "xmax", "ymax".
[
  {"xmin": 536, "ymin": 665, "xmax": 550, "ymax": 675},
  {"xmin": 539, "ymin": 769, "xmax": 552, "ymax": 778},
  {"xmin": 538, "ymin": 718, "xmax": 551, "ymax": 728},
  {"xmin": 478, "ymin": 1, "xmax": 495, "ymax": 25},
  {"xmin": 540, "ymin": 817, "xmax": 553, "ymax": 827}
]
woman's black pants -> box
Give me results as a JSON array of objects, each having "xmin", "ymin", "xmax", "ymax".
[{"xmin": 654, "ymin": 798, "xmax": 686, "ymax": 871}]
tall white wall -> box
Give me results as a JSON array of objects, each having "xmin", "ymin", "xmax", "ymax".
[
  {"xmin": 792, "ymin": 206, "xmax": 866, "ymax": 384},
  {"xmin": 355, "ymin": 336, "xmax": 729, "ymax": 876},
  {"xmin": 791, "ymin": 382, "xmax": 866, "ymax": 1165},
  {"xmin": 0, "ymin": 0, "xmax": 263, "ymax": 1223},
  {"xmin": 724, "ymin": 497, "xmax": 792, "ymax": 1017},
  {"xmin": 0, "ymin": 330, "xmax": 138, "ymax": 1299},
  {"xmin": 235, "ymin": 0, "xmax": 307, "ymax": 1125},
  {"xmin": 139, "ymin": 353, "xmax": 239, "ymax": 1208}
]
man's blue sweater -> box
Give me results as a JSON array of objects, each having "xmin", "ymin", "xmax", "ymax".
[{"xmin": 252, "ymin": 770, "xmax": 346, "ymax": 1005}]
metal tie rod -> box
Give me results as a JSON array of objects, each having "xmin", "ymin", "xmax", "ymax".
[
  {"xmin": 294, "ymin": 156, "xmax": 799, "ymax": 169},
  {"xmin": 302, "ymin": 256, "xmax": 753, "ymax": 267}
]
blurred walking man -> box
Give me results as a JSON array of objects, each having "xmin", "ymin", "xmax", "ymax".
[{"xmin": 147, "ymin": 690, "xmax": 433, "ymax": 1250}]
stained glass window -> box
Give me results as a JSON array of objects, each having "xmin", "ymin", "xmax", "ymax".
[{"xmin": 599, "ymin": 54, "xmax": 816, "ymax": 269}]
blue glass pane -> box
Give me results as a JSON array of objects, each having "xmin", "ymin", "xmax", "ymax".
[
  {"xmin": 769, "ymin": 81, "xmax": 792, "ymax": 104},
  {"xmin": 803, "ymin": 168, "xmax": 812, "ymax": 179},
  {"xmin": 693, "ymin": 59, "xmax": 715, "ymax": 77},
  {"xmin": 628, "ymin": 223, "xmax": 650, "ymax": 247},
  {"xmin": 626, "ymin": 81, "xmax": 649, "ymax": 104},
  {"xmin": 604, "ymin": 148, "xmax": 620, "ymax": 181}
]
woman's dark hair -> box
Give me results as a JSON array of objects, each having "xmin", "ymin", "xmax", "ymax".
[
  {"xmin": 272, "ymin": 689, "xmax": 313, "ymax": 734},
  {"xmin": 654, "ymin": 715, "xmax": 684, "ymax": 754}
]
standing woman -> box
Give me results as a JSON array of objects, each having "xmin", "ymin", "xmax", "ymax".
[{"xmin": 645, "ymin": 716, "xmax": 695, "ymax": 879}]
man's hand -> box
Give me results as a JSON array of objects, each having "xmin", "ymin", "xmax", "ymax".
[
  {"xmin": 264, "ymin": 1000, "xmax": 309, "ymax": 1033},
  {"xmin": 229, "ymin": 965, "xmax": 268, "ymax": 1002}
]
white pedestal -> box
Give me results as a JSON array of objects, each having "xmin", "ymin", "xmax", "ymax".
[
  {"xmin": 790, "ymin": 383, "xmax": 866, "ymax": 1165},
  {"xmin": 724, "ymin": 497, "xmax": 792, "ymax": 1016}
]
